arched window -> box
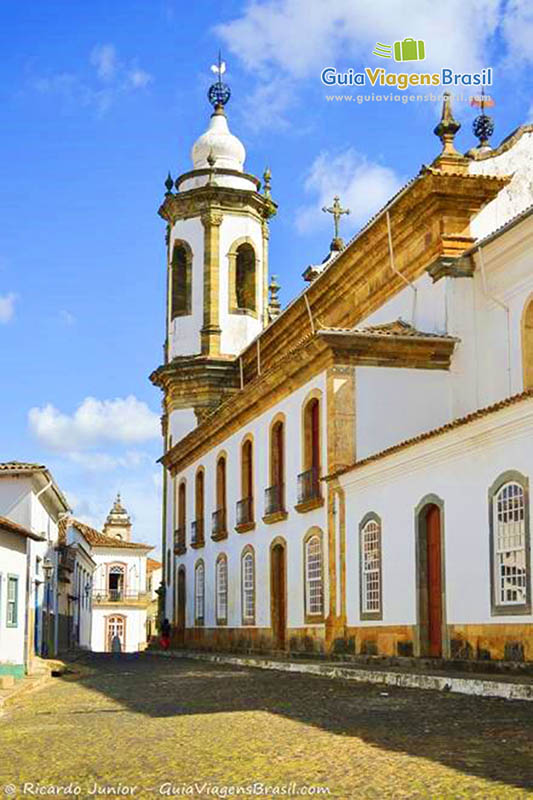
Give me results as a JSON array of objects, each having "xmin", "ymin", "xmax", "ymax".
[
  {"xmin": 360, "ymin": 514, "xmax": 382, "ymax": 620},
  {"xmin": 212, "ymin": 455, "xmax": 227, "ymax": 538},
  {"xmin": 241, "ymin": 547, "xmax": 255, "ymax": 625},
  {"xmin": 237, "ymin": 438, "xmax": 254, "ymax": 526},
  {"xmin": 171, "ymin": 241, "xmax": 192, "ymax": 318},
  {"xmin": 490, "ymin": 473, "xmax": 530, "ymax": 614},
  {"xmin": 175, "ymin": 481, "xmax": 186, "ymax": 551},
  {"xmin": 304, "ymin": 531, "xmax": 324, "ymax": 620},
  {"xmin": 522, "ymin": 295, "xmax": 533, "ymax": 390},
  {"xmin": 236, "ymin": 243, "xmax": 256, "ymax": 311},
  {"xmin": 299, "ymin": 396, "xmax": 321, "ymax": 503},
  {"xmin": 194, "ymin": 561, "xmax": 205, "ymax": 625},
  {"xmin": 216, "ymin": 555, "xmax": 228, "ymax": 624},
  {"xmin": 193, "ymin": 469, "xmax": 205, "ymax": 546},
  {"xmin": 266, "ymin": 418, "xmax": 285, "ymax": 515}
]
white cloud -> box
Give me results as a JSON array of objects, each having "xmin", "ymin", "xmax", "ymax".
[
  {"xmin": 33, "ymin": 45, "xmax": 153, "ymax": 115},
  {"xmin": 128, "ymin": 68, "xmax": 153, "ymax": 89},
  {"xmin": 90, "ymin": 44, "xmax": 118, "ymax": 81},
  {"xmin": 59, "ymin": 309, "xmax": 76, "ymax": 326},
  {"xmin": 28, "ymin": 395, "xmax": 160, "ymax": 452},
  {"xmin": 296, "ymin": 147, "xmax": 402, "ymax": 234},
  {"xmin": 500, "ymin": 0, "xmax": 533, "ymax": 65},
  {"xmin": 240, "ymin": 75, "xmax": 296, "ymax": 132},
  {"xmin": 0, "ymin": 293, "xmax": 16, "ymax": 324},
  {"xmin": 216, "ymin": 0, "xmax": 502, "ymax": 78},
  {"xmin": 67, "ymin": 450, "xmax": 152, "ymax": 472}
]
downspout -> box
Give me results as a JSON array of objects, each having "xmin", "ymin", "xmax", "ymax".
[
  {"xmin": 386, "ymin": 211, "xmax": 418, "ymax": 325},
  {"xmin": 477, "ymin": 247, "xmax": 512, "ymax": 397}
]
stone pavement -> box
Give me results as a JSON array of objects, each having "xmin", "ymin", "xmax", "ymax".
[{"xmin": 0, "ymin": 653, "xmax": 532, "ymax": 800}]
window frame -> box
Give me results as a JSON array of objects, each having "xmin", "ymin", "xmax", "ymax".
[
  {"xmin": 6, "ymin": 574, "xmax": 19, "ymax": 628},
  {"xmin": 228, "ymin": 237, "xmax": 258, "ymax": 318},
  {"xmin": 215, "ymin": 554, "xmax": 228, "ymax": 626},
  {"xmin": 489, "ymin": 471, "xmax": 531, "ymax": 616},
  {"xmin": 194, "ymin": 560, "xmax": 205, "ymax": 626},
  {"xmin": 303, "ymin": 528, "xmax": 325, "ymax": 623},
  {"xmin": 241, "ymin": 546, "xmax": 256, "ymax": 626},
  {"xmin": 359, "ymin": 512, "xmax": 383, "ymax": 621}
]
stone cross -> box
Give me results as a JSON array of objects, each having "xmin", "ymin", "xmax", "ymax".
[{"xmin": 322, "ymin": 195, "xmax": 350, "ymax": 249}]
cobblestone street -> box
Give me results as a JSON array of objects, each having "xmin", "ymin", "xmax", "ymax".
[{"xmin": 1, "ymin": 654, "xmax": 532, "ymax": 800}]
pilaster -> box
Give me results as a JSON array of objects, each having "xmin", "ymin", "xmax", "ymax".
[{"xmin": 200, "ymin": 210, "xmax": 223, "ymax": 356}]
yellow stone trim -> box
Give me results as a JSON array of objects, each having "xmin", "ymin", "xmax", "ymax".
[
  {"xmin": 227, "ymin": 235, "xmax": 259, "ymax": 319},
  {"xmin": 200, "ymin": 210, "xmax": 223, "ymax": 356}
]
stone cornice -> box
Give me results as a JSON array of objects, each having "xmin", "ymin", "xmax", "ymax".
[
  {"xmin": 159, "ymin": 185, "xmax": 277, "ymax": 225},
  {"xmin": 466, "ymin": 124, "xmax": 533, "ymax": 161}
]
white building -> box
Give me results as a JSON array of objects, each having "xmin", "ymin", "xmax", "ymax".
[
  {"xmin": 151, "ymin": 79, "xmax": 533, "ymax": 663},
  {"xmin": 0, "ymin": 462, "xmax": 70, "ymax": 663},
  {"xmin": 0, "ymin": 516, "xmax": 45, "ymax": 677},
  {"xmin": 146, "ymin": 558, "xmax": 163, "ymax": 642},
  {"xmin": 65, "ymin": 496, "xmax": 153, "ymax": 653}
]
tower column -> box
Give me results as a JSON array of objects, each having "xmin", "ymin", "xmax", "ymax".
[{"xmin": 200, "ymin": 210, "xmax": 223, "ymax": 356}]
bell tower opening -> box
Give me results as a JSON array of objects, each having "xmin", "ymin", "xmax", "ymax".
[
  {"xmin": 236, "ymin": 243, "xmax": 256, "ymax": 312},
  {"xmin": 171, "ymin": 242, "xmax": 192, "ymax": 318}
]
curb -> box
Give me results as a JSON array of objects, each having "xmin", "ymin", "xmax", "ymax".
[{"xmin": 150, "ymin": 650, "xmax": 533, "ymax": 701}]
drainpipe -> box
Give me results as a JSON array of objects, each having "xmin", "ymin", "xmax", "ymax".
[
  {"xmin": 477, "ymin": 247, "xmax": 512, "ymax": 397},
  {"xmin": 386, "ymin": 211, "xmax": 418, "ymax": 325}
]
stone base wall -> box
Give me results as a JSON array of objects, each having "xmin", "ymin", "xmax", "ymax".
[
  {"xmin": 449, "ymin": 623, "xmax": 533, "ymax": 662},
  {"xmin": 171, "ymin": 622, "xmax": 533, "ymax": 662}
]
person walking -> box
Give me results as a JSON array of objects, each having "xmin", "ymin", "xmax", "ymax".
[{"xmin": 160, "ymin": 618, "xmax": 171, "ymax": 651}]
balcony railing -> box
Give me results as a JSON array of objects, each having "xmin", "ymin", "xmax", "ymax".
[
  {"xmin": 191, "ymin": 518, "xmax": 205, "ymax": 547},
  {"xmin": 92, "ymin": 590, "xmax": 150, "ymax": 604},
  {"xmin": 174, "ymin": 526, "xmax": 186, "ymax": 553},
  {"xmin": 57, "ymin": 545, "xmax": 75, "ymax": 581},
  {"xmin": 236, "ymin": 497, "xmax": 254, "ymax": 526},
  {"xmin": 212, "ymin": 507, "xmax": 227, "ymax": 538},
  {"xmin": 265, "ymin": 484, "xmax": 285, "ymax": 516},
  {"xmin": 297, "ymin": 466, "xmax": 321, "ymax": 504}
]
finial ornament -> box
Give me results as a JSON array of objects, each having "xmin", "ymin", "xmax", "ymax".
[
  {"xmin": 208, "ymin": 52, "xmax": 231, "ymax": 112},
  {"xmin": 322, "ymin": 195, "xmax": 350, "ymax": 251},
  {"xmin": 434, "ymin": 91, "xmax": 461, "ymax": 155},
  {"xmin": 263, "ymin": 167, "xmax": 272, "ymax": 199},
  {"xmin": 268, "ymin": 275, "xmax": 281, "ymax": 320},
  {"xmin": 472, "ymin": 88, "xmax": 494, "ymax": 149},
  {"xmin": 164, "ymin": 171, "xmax": 174, "ymax": 195}
]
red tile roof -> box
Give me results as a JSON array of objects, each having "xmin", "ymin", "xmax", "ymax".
[
  {"xmin": 59, "ymin": 518, "xmax": 153, "ymax": 550},
  {"xmin": 147, "ymin": 557, "xmax": 162, "ymax": 574},
  {"xmin": 326, "ymin": 390, "xmax": 533, "ymax": 480},
  {"xmin": 0, "ymin": 516, "xmax": 46, "ymax": 541}
]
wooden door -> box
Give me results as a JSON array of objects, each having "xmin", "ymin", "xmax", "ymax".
[
  {"xmin": 177, "ymin": 568, "xmax": 186, "ymax": 645},
  {"xmin": 426, "ymin": 505, "xmax": 442, "ymax": 658},
  {"xmin": 271, "ymin": 544, "xmax": 286, "ymax": 650},
  {"xmin": 311, "ymin": 400, "xmax": 319, "ymax": 471}
]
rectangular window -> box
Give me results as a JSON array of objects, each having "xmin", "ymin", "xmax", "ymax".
[
  {"xmin": 305, "ymin": 537, "xmax": 323, "ymax": 616},
  {"xmin": 195, "ymin": 565, "xmax": 204, "ymax": 624},
  {"xmin": 216, "ymin": 559, "xmax": 228, "ymax": 622},
  {"xmin": 242, "ymin": 555, "xmax": 254, "ymax": 623},
  {"xmin": 7, "ymin": 575, "xmax": 18, "ymax": 627}
]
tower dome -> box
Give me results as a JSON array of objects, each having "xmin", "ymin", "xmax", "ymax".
[{"xmin": 191, "ymin": 108, "xmax": 246, "ymax": 172}]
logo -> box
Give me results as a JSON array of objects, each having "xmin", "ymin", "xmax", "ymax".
[{"xmin": 373, "ymin": 38, "xmax": 426, "ymax": 62}]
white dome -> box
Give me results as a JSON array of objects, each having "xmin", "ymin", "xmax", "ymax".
[{"xmin": 191, "ymin": 110, "xmax": 246, "ymax": 172}]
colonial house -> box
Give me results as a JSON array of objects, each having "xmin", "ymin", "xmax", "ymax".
[
  {"xmin": 151, "ymin": 73, "xmax": 533, "ymax": 663},
  {"xmin": 0, "ymin": 462, "xmax": 71, "ymax": 665},
  {"xmin": 57, "ymin": 519, "xmax": 96, "ymax": 651},
  {"xmin": 65, "ymin": 496, "xmax": 153, "ymax": 653}
]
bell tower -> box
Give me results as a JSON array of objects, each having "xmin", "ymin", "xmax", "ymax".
[{"xmin": 150, "ymin": 58, "xmax": 276, "ymax": 445}]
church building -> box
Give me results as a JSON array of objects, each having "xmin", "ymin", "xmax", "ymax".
[{"xmin": 151, "ymin": 66, "xmax": 533, "ymax": 663}]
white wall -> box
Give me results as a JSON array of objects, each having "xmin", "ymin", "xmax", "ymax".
[
  {"xmin": 91, "ymin": 607, "xmax": 147, "ymax": 653},
  {"xmin": 168, "ymin": 217, "xmax": 205, "ymax": 359},
  {"xmin": 0, "ymin": 531, "xmax": 27, "ymax": 669},
  {"xmin": 341, "ymin": 400, "xmax": 533, "ymax": 628},
  {"xmin": 356, "ymin": 366, "xmax": 451, "ymax": 461},
  {"xmin": 167, "ymin": 372, "xmax": 329, "ymax": 629}
]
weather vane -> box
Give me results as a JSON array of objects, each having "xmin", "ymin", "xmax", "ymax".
[
  {"xmin": 322, "ymin": 195, "xmax": 350, "ymax": 250},
  {"xmin": 208, "ymin": 51, "xmax": 231, "ymax": 110},
  {"xmin": 471, "ymin": 86, "xmax": 495, "ymax": 149}
]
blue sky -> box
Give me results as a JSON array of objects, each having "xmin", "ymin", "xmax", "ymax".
[{"xmin": 1, "ymin": 0, "xmax": 531, "ymax": 553}]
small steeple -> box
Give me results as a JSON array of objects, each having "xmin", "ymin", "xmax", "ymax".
[
  {"xmin": 103, "ymin": 493, "xmax": 132, "ymax": 542},
  {"xmin": 434, "ymin": 92, "xmax": 461, "ymax": 156},
  {"xmin": 432, "ymin": 92, "xmax": 468, "ymax": 173}
]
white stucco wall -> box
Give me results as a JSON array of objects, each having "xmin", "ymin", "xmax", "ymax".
[
  {"xmin": 168, "ymin": 217, "xmax": 204, "ymax": 359},
  {"xmin": 341, "ymin": 399, "xmax": 533, "ymax": 629},
  {"xmin": 0, "ymin": 531, "xmax": 27, "ymax": 668},
  {"xmin": 91, "ymin": 607, "xmax": 147, "ymax": 653},
  {"xmin": 469, "ymin": 130, "xmax": 533, "ymax": 241},
  {"xmin": 166, "ymin": 372, "xmax": 329, "ymax": 629}
]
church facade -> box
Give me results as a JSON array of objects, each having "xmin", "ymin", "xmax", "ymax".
[{"xmin": 151, "ymin": 72, "xmax": 533, "ymax": 662}]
